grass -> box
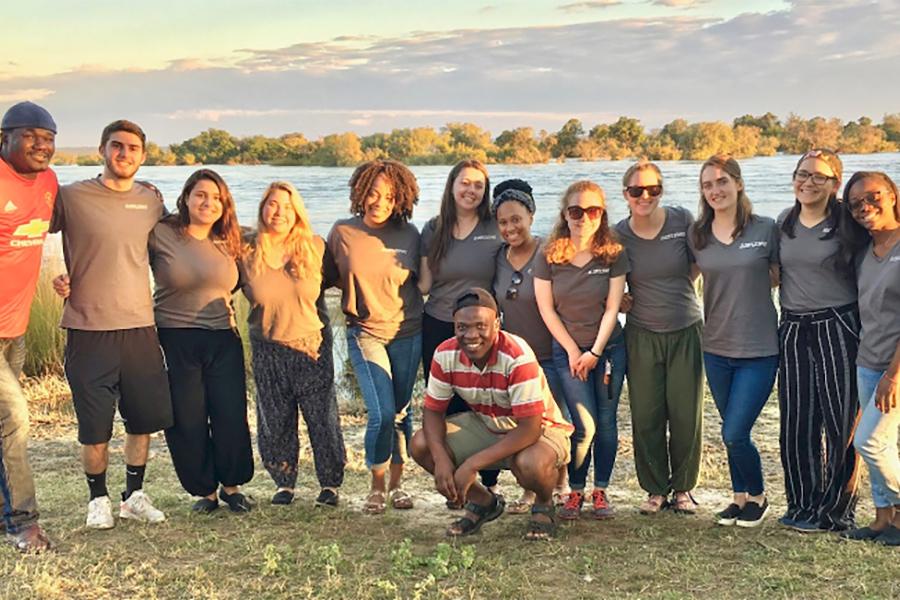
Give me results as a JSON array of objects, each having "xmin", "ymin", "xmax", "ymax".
[
  {"xmin": 11, "ymin": 262, "xmax": 896, "ymax": 599},
  {"xmin": 5, "ymin": 378, "xmax": 898, "ymax": 599}
]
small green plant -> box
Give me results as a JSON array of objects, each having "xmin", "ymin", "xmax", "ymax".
[
  {"xmin": 312, "ymin": 542, "xmax": 342, "ymax": 579},
  {"xmin": 261, "ymin": 543, "xmax": 282, "ymax": 576}
]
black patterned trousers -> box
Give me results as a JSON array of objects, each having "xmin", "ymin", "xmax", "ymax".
[
  {"xmin": 778, "ymin": 303, "xmax": 861, "ymax": 529},
  {"xmin": 251, "ymin": 332, "xmax": 346, "ymax": 490}
]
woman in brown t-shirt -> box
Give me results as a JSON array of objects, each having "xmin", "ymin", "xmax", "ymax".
[
  {"xmin": 150, "ymin": 169, "xmax": 254, "ymax": 514},
  {"xmin": 242, "ymin": 181, "xmax": 346, "ymax": 508}
]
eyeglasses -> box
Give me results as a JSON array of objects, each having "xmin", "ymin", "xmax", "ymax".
[
  {"xmin": 793, "ymin": 170, "xmax": 835, "ymax": 186},
  {"xmin": 506, "ymin": 270, "xmax": 523, "ymax": 300},
  {"xmin": 624, "ymin": 185, "xmax": 662, "ymax": 198},
  {"xmin": 565, "ymin": 205, "xmax": 604, "ymax": 220},
  {"xmin": 847, "ymin": 191, "xmax": 884, "ymax": 213}
]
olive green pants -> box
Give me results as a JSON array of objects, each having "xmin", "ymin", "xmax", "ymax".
[{"xmin": 625, "ymin": 322, "xmax": 704, "ymax": 496}]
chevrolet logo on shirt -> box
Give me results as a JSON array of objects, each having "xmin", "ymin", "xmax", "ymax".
[{"xmin": 10, "ymin": 219, "xmax": 50, "ymax": 247}]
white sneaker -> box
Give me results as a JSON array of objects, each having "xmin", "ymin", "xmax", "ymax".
[
  {"xmin": 119, "ymin": 490, "xmax": 166, "ymax": 523},
  {"xmin": 86, "ymin": 496, "xmax": 115, "ymax": 530}
]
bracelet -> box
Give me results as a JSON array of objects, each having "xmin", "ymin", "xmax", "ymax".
[{"xmin": 588, "ymin": 349, "xmax": 602, "ymax": 358}]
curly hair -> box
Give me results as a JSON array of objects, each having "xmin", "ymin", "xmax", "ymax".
[
  {"xmin": 245, "ymin": 181, "xmax": 320, "ymax": 282},
  {"xmin": 544, "ymin": 180, "xmax": 622, "ymax": 265},
  {"xmin": 691, "ymin": 154, "xmax": 753, "ymax": 251},
  {"xmin": 165, "ymin": 168, "xmax": 243, "ymax": 258},
  {"xmin": 348, "ymin": 159, "xmax": 419, "ymax": 223},
  {"xmin": 426, "ymin": 159, "xmax": 491, "ymax": 273}
]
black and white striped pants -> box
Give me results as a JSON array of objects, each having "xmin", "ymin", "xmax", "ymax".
[{"xmin": 777, "ymin": 303, "xmax": 861, "ymax": 529}]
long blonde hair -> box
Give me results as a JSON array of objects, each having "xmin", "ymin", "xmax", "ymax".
[
  {"xmin": 544, "ymin": 180, "xmax": 622, "ymax": 265},
  {"xmin": 246, "ymin": 181, "xmax": 320, "ymax": 281}
]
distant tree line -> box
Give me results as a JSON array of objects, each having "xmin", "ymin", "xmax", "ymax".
[{"xmin": 54, "ymin": 113, "xmax": 900, "ymax": 167}]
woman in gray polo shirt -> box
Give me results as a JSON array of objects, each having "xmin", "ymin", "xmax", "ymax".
[
  {"xmin": 491, "ymin": 178, "xmax": 570, "ymax": 513},
  {"xmin": 325, "ymin": 159, "xmax": 423, "ymax": 515},
  {"xmin": 687, "ymin": 155, "xmax": 779, "ymax": 528},
  {"xmin": 840, "ymin": 171, "xmax": 900, "ymax": 546},
  {"xmin": 242, "ymin": 181, "xmax": 346, "ymax": 508},
  {"xmin": 419, "ymin": 159, "xmax": 504, "ymax": 493},
  {"xmin": 149, "ymin": 169, "xmax": 254, "ymax": 514},
  {"xmin": 776, "ymin": 150, "xmax": 869, "ymax": 533},
  {"xmin": 614, "ymin": 161, "xmax": 704, "ymax": 516},
  {"xmin": 535, "ymin": 180, "xmax": 629, "ymax": 521}
]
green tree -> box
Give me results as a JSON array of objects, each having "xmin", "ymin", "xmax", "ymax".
[
  {"xmin": 881, "ymin": 113, "xmax": 900, "ymax": 143},
  {"xmin": 553, "ymin": 119, "xmax": 584, "ymax": 158},
  {"xmin": 310, "ymin": 133, "xmax": 364, "ymax": 167},
  {"xmin": 733, "ymin": 112, "xmax": 782, "ymax": 138},
  {"xmin": 608, "ymin": 116, "xmax": 646, "ymax": 150},
  {"xmin": 171, "ymin": 129, "xmax": 241, "ymax": 164},
  {"xmin": 679, "ymin": 122, "xmax": 735, "ymax": 160},
  {"xmin": 145, "ymin": 142, "xmax": 177, "ymax": 166},
  {"xmin": 840, "ymin": 119, "xmax": 896, "ymax": 154},
  {"xmin": 780, "ymin": 115, "xmax": 843, "ymax": 153},
  {"xmin": 642, "ymin": 133, "xmax": 682, "ymax": 160},
  {"xmin": 492, "ymin": 127, "xmax": 548, "ymax": 164}
]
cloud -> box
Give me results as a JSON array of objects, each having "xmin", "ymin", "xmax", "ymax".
[
  {"xmin": 0, "ymin": 88, "xmax": 55, "ymax": 103},
  {"xmin": 651, "ymin": 0, "xmax": 706, "ymax": 7},
  {"xmin": 5, "ymin": 0, "xmax": 900, "ymax": 145},
  {"xmin": 558, "ymin": 0, "xmax": 621, "ymax": 12}
]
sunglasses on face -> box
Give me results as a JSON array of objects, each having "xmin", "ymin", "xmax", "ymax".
[
  {"xmin": 793, "ymin": 170, "xmax": 835, "ymax": 186},
  {"xmin": 506, "ymin": 270, "xmax": 524, "ymax": 300},
  {"xmin": 624, "ymin": 185, "xmax": 663, "ymax": 198},
  {"xmin": 565, "ymin": 205, "xmax": 604, "ymax": 220},
  {"xmin": 847, "ymin": 191, "xmax": 885, "ymax": 213}
]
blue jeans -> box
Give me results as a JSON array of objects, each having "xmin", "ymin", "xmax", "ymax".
[
  {"xmin": 703, "ymin": 352, "xmax": 778, "ymax": 496},
  {"xmin": 347, "ymin": 327, "xmax": 422, "ymax": 471},
  {"xmin": 552, "ymin": 338, "xmax": 627, "ymax": 489},
  {"xmin": 539, "ymin": 357, "xmax": 570, "ymax": 423},
  {"xmin": 855, "ymin": 366, "xmax": 900, "ymax": 508}
]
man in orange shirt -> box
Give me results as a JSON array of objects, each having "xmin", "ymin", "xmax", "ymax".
[{"xmin": 0, "ymin": 101, "xmax": 58, "ymax": 553}]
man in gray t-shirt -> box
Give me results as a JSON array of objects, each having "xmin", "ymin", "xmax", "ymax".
[{"xmin": 51, "ymin": 120, "xmax": 172, "ymax": 530}]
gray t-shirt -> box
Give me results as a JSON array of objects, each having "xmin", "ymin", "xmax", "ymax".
[
  {"xmin": 857, "ymin": 240, "xmax": 900, "ymax": 371},
  {"xmin": 687, "ymin": 215, "xmax": 779, "ymax": 358},
  {"xmin": 777, "ymin": 208, "xmax": 857, "ymax": 312},
  {"xmin": 149, "ymin": 220, "xmax": 238, "ymax": 330},
  {"xmin": 51, "ymin": 178, "xmax": 165, "ymax": 330},
  {"xmin": 533, "ymin": 246, "xmax": 631, "ymax": 348},
  {"xmin": 240, "ymin": 235, "xmax": 327, "ymax": 346},
  {"xmin": 326, "ymin": 216, "xmax": 423, "ymax": 340},
  {"xmin": 494, "ymin": 238, "xmax": 554, "ymax": 362},
  {"xmin": 614, "ymin": 206, "xmax": 702, "ymax": 333},
  {"xmin": 420, "ymin": 217, "xmax": 504, "ymax": 322}
]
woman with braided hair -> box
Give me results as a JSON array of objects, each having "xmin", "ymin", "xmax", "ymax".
[{"xmin": 325, "ymin": 159, "xmax": 424, "ymax": 515}]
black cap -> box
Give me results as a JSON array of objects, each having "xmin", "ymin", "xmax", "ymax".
[
  {"xmin": 453, "ymin": 287, "xmax": 498, "ymax": 316},
  {"xmin": 1, "ymin": 101, "xmax": 57, "ymax": 134}
]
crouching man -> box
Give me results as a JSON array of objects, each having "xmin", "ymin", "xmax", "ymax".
[{"xmin": 411, "ymin": 288, "xmax": 572, "ymax": 540}]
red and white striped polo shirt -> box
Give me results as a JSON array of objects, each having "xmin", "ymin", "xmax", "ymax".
[{"xmin": 424, "ymin": 330, "xmax": 573, "ymax": 434}]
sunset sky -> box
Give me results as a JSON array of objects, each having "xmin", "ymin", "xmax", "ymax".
[{"xmin": 3, "ymin": 0, "xmax": 897, "ymax": 146}]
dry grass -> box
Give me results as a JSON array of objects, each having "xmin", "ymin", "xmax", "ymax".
[{"xmin": 5, "ymin": 376, "xmax": 897, "ymax": 600}]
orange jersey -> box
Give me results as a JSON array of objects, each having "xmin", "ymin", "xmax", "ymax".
[{"xmin": 0, "ymin": 158, "xmax": 58, "ymax": 337}]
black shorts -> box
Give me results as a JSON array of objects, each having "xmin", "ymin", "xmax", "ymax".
[{"xmin": 64, "ymin": 327, "xmax": 174, "ymax": 444}]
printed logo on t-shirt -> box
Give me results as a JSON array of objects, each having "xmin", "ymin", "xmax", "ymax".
[
  {"xmin": 473, "ymin": 235, "xmax": 497, "ymax": 241},
  {"xmin": 124, "ymin": 203, "xmax": 149, "ymax": 210},
  {"xmin": 3, "ymin": 200, "xmax": 17, "ymax": 213},
  {"xmin": 659, "ymin": 232, "xmax": 686, "ymax": 241},
  {"xmin": 823, "ymin": 227, "xmax": 832, "ymax": 233},
  {"xmin": 739, "ymin": 241, "xmax": 767, "ymax": 249},
  {"xmin": 382, "ymin": 247, "xmax": 408, "ymax": 254},
  {"xmin": 9, "ymin": 218, "xmax": 49, "ymax": 247},
  {"xmin": 890, "ymin": 256, "xmax": 900, "ymax": 263},
  {"xmin": 586, "ymin": 267, "xmax": 610, "ymax": 275}
]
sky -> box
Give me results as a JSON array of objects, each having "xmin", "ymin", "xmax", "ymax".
[{"xmin": 2, "ymin": 0, "xmax": 898, "ymax": 146}]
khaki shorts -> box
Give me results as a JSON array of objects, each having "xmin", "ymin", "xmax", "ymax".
[{"xmin": 444, "ymin": 412, "xmax": 571, "ymax": 469}]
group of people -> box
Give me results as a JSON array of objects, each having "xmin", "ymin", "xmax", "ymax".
[{"xmin": 0, "ymin": 100, "xmax": 897, "ymax": 552}]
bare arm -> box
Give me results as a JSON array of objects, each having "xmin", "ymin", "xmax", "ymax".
[
  {"xmin": 875, "ymin": 339, "xmax": 900, "ymax": 414},
  {"xmin": 422, "ymin": 407, "xmax": 457, "ymax": 502},
  {"xmin": 418, "ymin": 256, "xmax": 433, "ymax": 295},
  {"xmin": 574, "ymin": 275, "xmax": 626, "ymax": 376},
  {"xmin": 535, "ymin": 277, "xmax": 581, "ymax": 377}
]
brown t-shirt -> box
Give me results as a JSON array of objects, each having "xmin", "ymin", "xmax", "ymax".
[
  {"xmin": 326, "ymin": 217, "xmax": 422, "ymax": 340},
  {"xmin": 51, "ymin": 178, "xmax": 165, "ymax": 330},
  {"xmin": 420, "ymin": 217, "xmax": 504, "ymax": 322},
  {"xmin": 533, "ymin": 247, "xmax": 631, "ymax": 348},
  {"xmin": 149, "ymin": 220, "xmax": 239, "ymax": 330},
  {"xmin": 241, "ymin": 235, "xmax": 327, "ymax": 348}
]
